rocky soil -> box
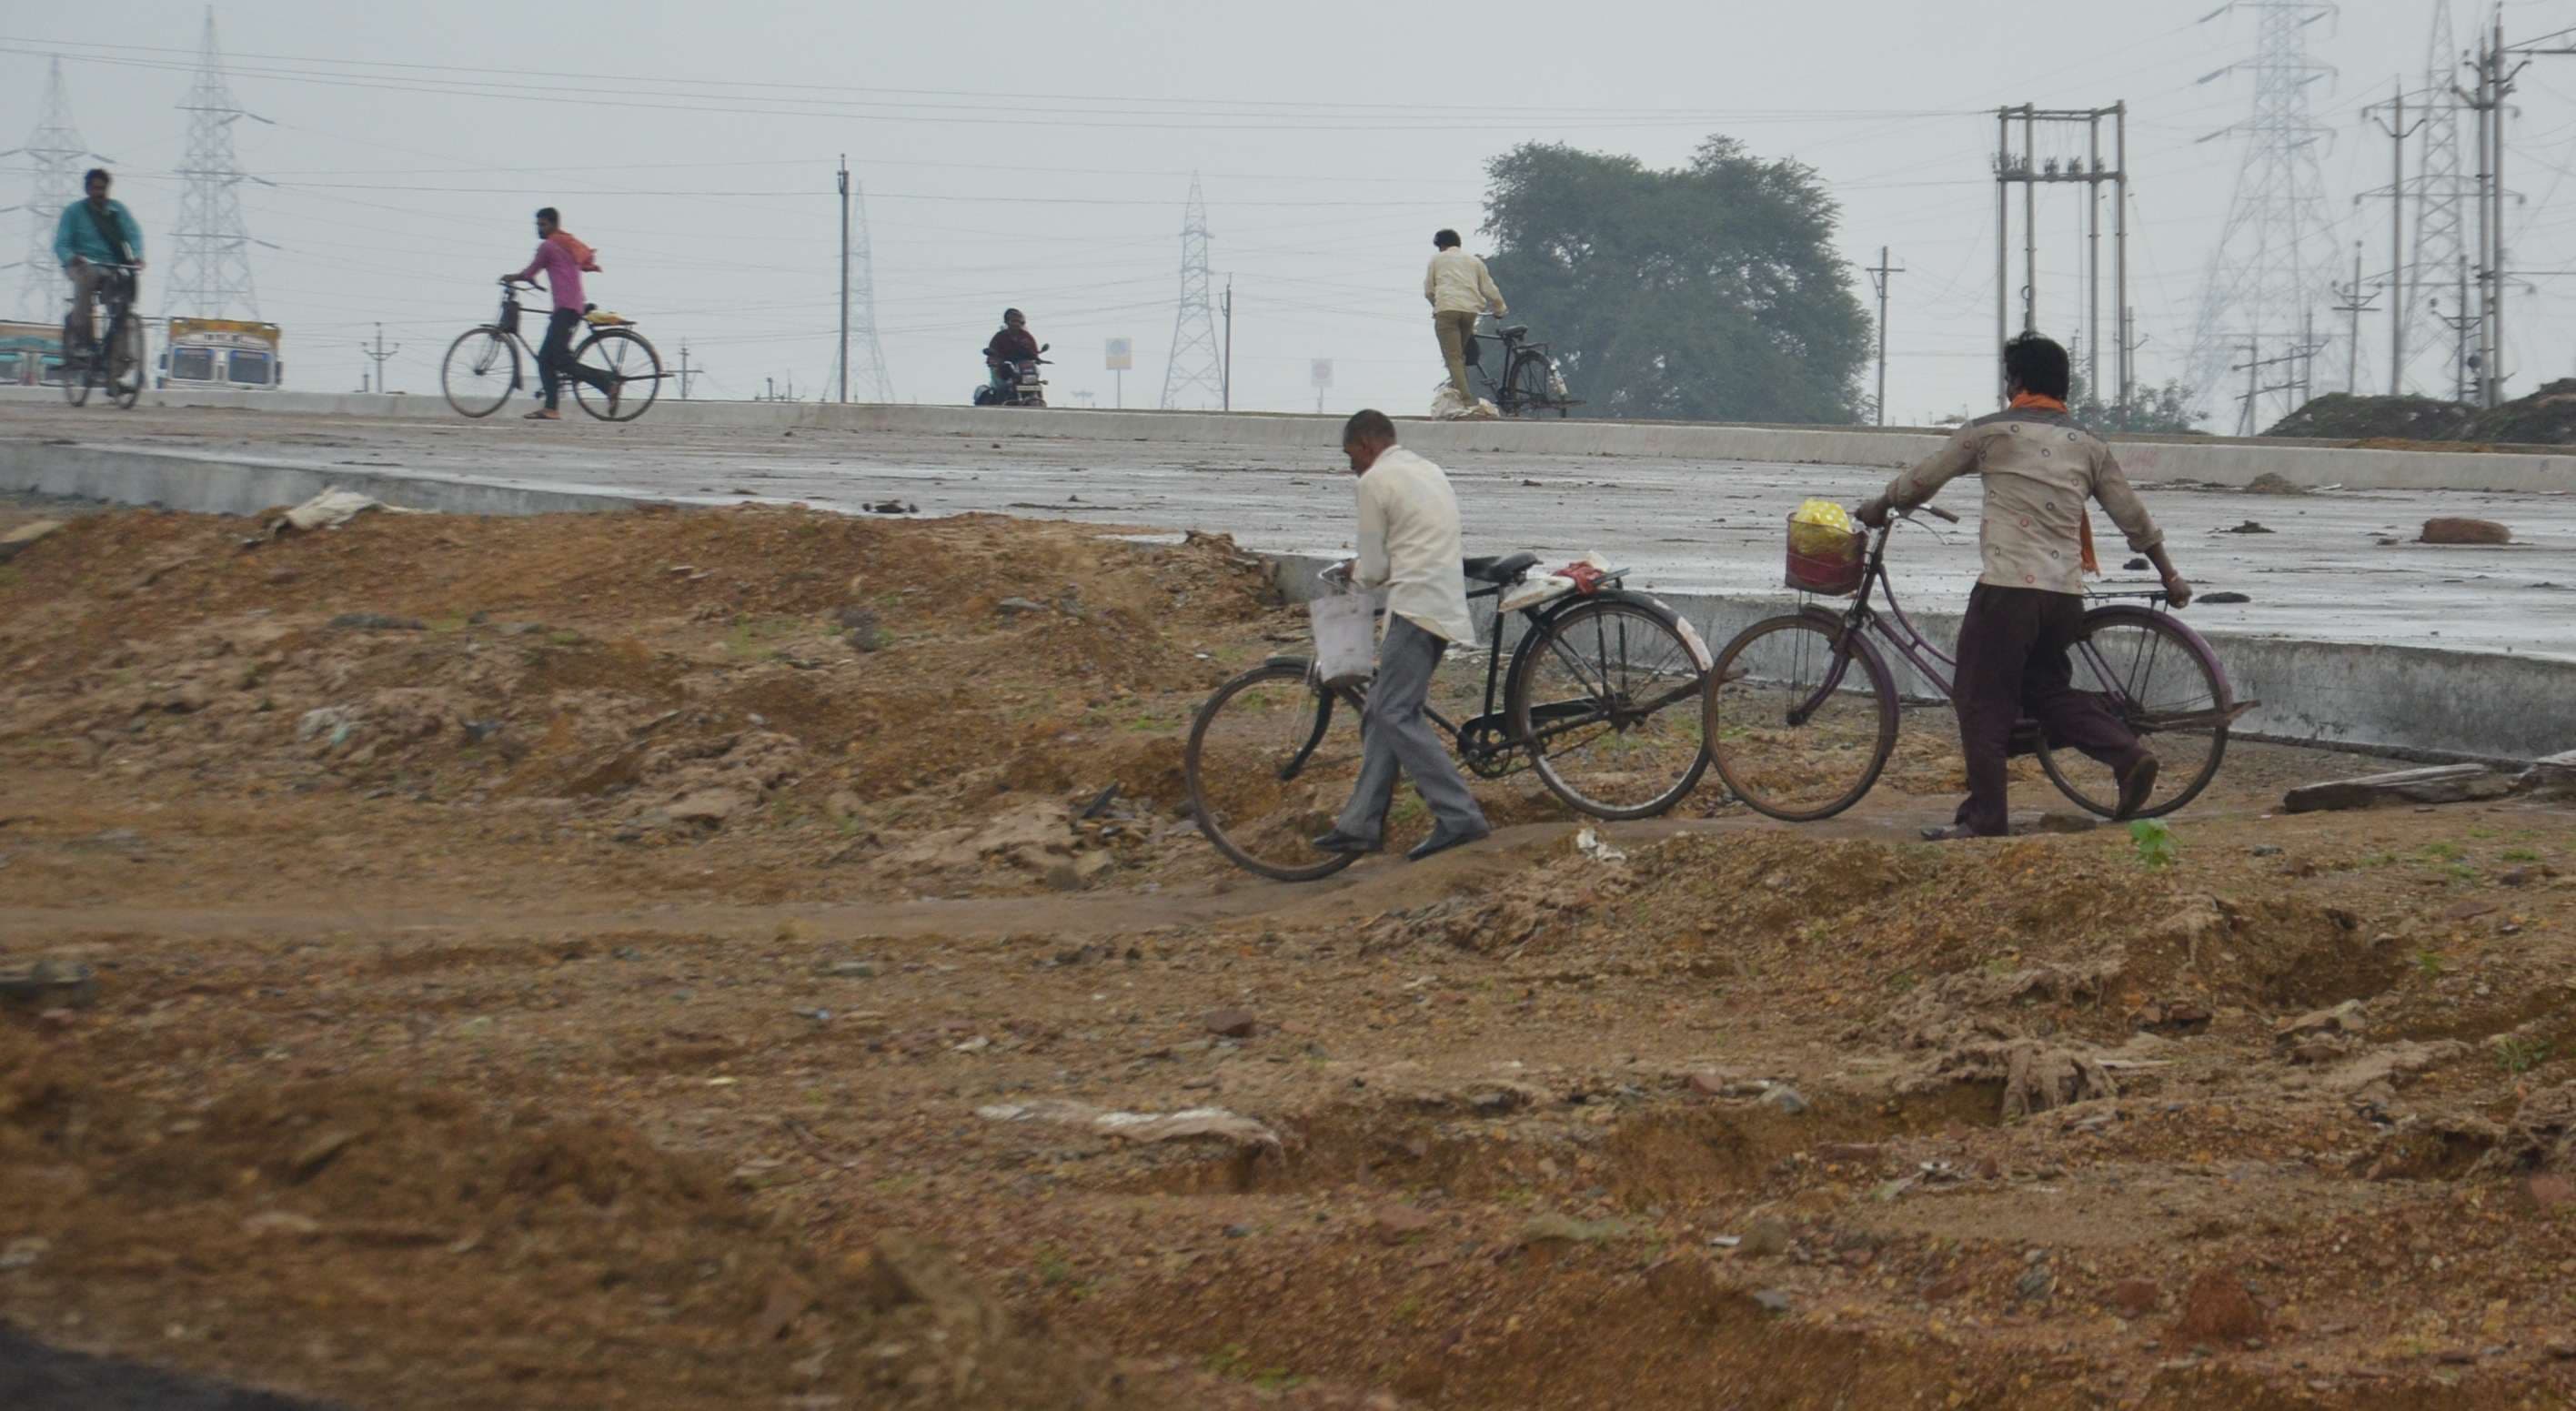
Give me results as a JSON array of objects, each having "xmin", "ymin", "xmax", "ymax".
[{"xmin": 2, "ymin": 502, "xmax": 2571, "ymax": 1409}]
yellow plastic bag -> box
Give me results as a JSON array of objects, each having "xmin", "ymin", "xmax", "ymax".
[{"xmin": 1787, "ymin": 499, "xmax": 1857, "ymax": 558}]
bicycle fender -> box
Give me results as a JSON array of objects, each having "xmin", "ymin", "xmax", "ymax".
[
  {"xmin": 1263, "ymin": 653, "xmax": 1313, "ymax": 671},
  {"xmin": 1535, "ymin": 590, "xmax": 1714, "ymax": 672}
]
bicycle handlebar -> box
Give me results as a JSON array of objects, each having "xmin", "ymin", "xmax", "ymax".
[{"xmin": 1917, "ymin": 504, "xmax": 1961, "ymax": 525}]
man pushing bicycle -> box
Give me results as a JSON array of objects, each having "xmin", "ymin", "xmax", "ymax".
[{"xmin": 1856, "ymin": 332, "xmax": 2193, "ymax": 841}]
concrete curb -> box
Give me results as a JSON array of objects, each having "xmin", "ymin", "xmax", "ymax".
[
  {"xmin": 6, "ymin": 386, "xmax": 2571, "ymax": 494},
  {"xmin": 5, "ymin": 430, "xmax": 2561, "ymax": 763},
  {"xmin": 1260, "ymin": 550, "xmax": 2571, "ymax": 766}
]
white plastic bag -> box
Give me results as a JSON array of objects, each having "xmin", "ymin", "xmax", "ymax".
[
  {"xmin": 1309, "ymin": 590, "xmax": 1377, "ymax": 687},
  {"xmin": 1428, "ymin": 381, "xmax": 1500, "ymax": 420}
]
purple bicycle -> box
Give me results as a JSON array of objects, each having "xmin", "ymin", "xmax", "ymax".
[{"xmin": 1702, "ymin": 504, "xmax": 2249, "ymax": 822}]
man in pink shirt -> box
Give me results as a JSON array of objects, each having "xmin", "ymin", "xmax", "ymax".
[{"xmin": 506, "ymin": 207, "xmax": 615, "ymax": 420}]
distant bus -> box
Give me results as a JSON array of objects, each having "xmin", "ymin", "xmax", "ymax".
[
  {"xmin": 0, "ymin": 320, "xmax": 67, "ymax": 387},
  {"xmin": 160, "ymin": 317, "xmax": 283, "ymax": 391}
]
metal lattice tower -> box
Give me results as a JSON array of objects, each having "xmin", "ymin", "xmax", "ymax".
[
  {"xmin": 1159, "ymin": 174, "xmax": 1223, "ymax": 410},
  {"xmin": 165, "ymin": 7, "xmax": 263, "ymax": 321},
  {"xmin": 2184, "ymin": 1, "xmax": 2345, "ymax": 430},
  {"xmin": 2405, "ymin": 0, "xmax": 2473, "ymax": 399},
  {"xmin": 829, "ymin": 176, "xmax": 894, "ymax": 402},
  {"xmin": 7, "ymin": 57, "xmax": 100, "ymax": 323}
]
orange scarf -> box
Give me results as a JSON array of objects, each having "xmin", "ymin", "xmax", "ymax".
[
  {"xmin": 2011, "ymin": 391, "xmax": 2099, "ymax": 576},
  {"xmin": 548, "ymin": 229, "xmax": 600, "ymax": 273}
]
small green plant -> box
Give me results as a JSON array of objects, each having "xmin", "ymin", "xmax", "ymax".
[
  {"xmin": 1885, "ymin": 969, "xmax": 1919, "ymax": 993},
  {"xmin": 2495, "ymin": 1036, "xmax": 2553, "ymax": 1074},
  {"xmin": 2129, "ymin": 819, "xmax": 2179, "ymax": 870},
  {"xmin": 2419, "ymin": 842, "xmax": 2463, "ymax": 862},
  {"xmin": 2501, "ymin": 848, "xmax": 2543, "ymax": 863},
  {"xmin": 2357, "ymin": 851, "xmax": 2400, "ymax": 869},
  {"xmin": 2413, "ymin": 948, "xmax": 2448, "ymax": 979},
  {"xmin": 1035, "ymin": 1249, "xmax": 1075, "ymax": 1287}
]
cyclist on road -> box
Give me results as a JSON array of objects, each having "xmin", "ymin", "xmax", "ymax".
[
  {"xmin": 983, "ymin": 307, "xmax": 1040, "ymax": 392},
  {"xmin": 1310, "ymin": 409, "xmax": 1493, "ymax": 863},
  {"xmin": 54, "ymin": 167, "xmax": 144, "ymax": 367},
  {"xmin": 1857, "ymin": 332, "xmax": 2193, "ymax": 841},
  {"xmin": 504, "ymin": 207, "xmax": 615, "ymax": 421},
  {"xmin": 1424, "ymin": 228, "xmax": 1504, "ymax": 402}
]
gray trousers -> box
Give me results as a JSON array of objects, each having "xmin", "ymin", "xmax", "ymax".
[{"xmin": 1335, "ymin": 614, "xmax": 1490, "ymax": 842}]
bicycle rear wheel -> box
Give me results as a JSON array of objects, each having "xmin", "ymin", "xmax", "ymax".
[
  {"xmin": 573, "ymin": 328, "xmax": 660, "ymax": 422},
  {"xmin": 1185, "ymin": 660, "xmax": 1366, "ymax": 882},
  {"xmin": 1504, "ymin": 355, "xmax": 1553, "ymax": 420},
  {"xmin": 441, "ymin": 328, "xmax": 519, "ymax": 418},
  {"xmin": 1509, "ymin": 596, "xmax": 1708, "ymax": 819},
  {"xmin": 1703, "ymin": 613, "xmax": 1897, "ymax": 821},
  {"xmin": 2036, "ymin": 606, "xmax": 2230, "ymax": 819}
]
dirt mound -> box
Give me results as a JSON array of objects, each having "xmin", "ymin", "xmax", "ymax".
[
  {"xmin": 2462, "ymin": 377, "xmax": 2576, "ymax": 445},
  {"xmin": 0, "ymin": 1028, "xmax": 1156, "ymax": 1411},
  {"xmin": 2263, "ymin": 393, "xmax": 2473, "ymax": 441}
]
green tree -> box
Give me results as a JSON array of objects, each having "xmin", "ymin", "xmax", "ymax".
[{"xmin": 1481, "ymin": 136, "xmax": 1869, "ymax": 424}]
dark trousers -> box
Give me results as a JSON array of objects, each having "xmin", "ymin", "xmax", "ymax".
[
  {"xmin": 1334, "ymin": 615, "xmax": 1490, "ymax": 842},
  {"xmin": 1951, "ymin": 583, "xmax": 2145, "ymax": 836},
  {"xmin": 538, "ymin": 307, "xmax": 609, "ymax": 409}
]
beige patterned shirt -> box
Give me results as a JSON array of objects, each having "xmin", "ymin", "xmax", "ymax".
[{"xmin": 1882, "ymin": 407, "xmax": 2164, "ymax": 597}]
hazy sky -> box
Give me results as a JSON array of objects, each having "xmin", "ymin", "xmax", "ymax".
[{"xmin": 5, "ymin": 0, "xmax": 2572, "ymax": 424}]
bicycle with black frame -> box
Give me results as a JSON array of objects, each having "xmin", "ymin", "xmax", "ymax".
[
  {"xmin": 1470, "ymin": 317, "xmax": 1579, "ymax": 418},
  {"xmin": 1185, "ymin": 553, "xmax": 1712, "ymax": 881},
  {"xmin": 60, "ymin": 262, "xmax": 146, "ymax": 410},
  {"xmin": 439, "ymin": 277, "xmax": 667, "ymax": 422}
]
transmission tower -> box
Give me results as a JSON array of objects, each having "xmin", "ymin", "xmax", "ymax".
[
  {"xmin": 6, "ymin": 57, "xmax": 104, "ymax": 323},
  {"xmin": 2184, "ymin": 1, "xmax": 2345, "ymax": 429},
  {"xmin": 165, "ymin": 7, "xmax": 267, "ymax": 321},
  {"xmin": 829, "ymin": 163, "xmax": 894, "ymax": 403},
  {"xmin": 1160, "ymin": 174, "xmax": 1223, "ymax": 410},
  {"xmin": 2407, "ymin": 0, "xmax": 2473, "ymax": 400}
]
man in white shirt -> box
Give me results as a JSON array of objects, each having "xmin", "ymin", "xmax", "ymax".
[
  {"xmin": 1313, "ymin": 409, "xmax": 1493, "ymax": 862},
  {"xmin": 1424, "ymin": 228, "xmax": 1505, "ymax": 402}
]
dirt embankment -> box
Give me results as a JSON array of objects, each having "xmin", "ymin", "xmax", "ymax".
[
  {"xmin": 2265, "ymin": 380, "xmax": 2576, "ymax": 448},
  {"xmin": 4, "ymin": 502, "xmax": 2574, "ymax": 1410}
]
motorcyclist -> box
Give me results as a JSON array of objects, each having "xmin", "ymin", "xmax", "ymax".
[{"xmin": 983, "ymin": 308, "xmax": 1041, "ymax": 393}]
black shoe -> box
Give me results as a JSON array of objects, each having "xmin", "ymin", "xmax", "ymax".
[
  {"xmin": 2113, "ymin": 754, "xmax": 2160, "ymax": 821},
  {"xmin": 1311, "ymin": 831, "xmax": 1379, "ymax": 856},
  {"xmin": 1919, "ymin": 824, "xmax": 1978, "ymax": 842},
  {"xmin": 1406, "ymin": 825, "xmax": 1490, "ymax": 862}
]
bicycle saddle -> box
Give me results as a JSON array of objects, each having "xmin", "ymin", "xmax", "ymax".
[
  {"xmin": 1463, "ymin": 551, "xmax": 1541, "ymax": 584},
  {"xmin": 1498, "ymin": 325, "xmax": 1529, "ymax": 340}
]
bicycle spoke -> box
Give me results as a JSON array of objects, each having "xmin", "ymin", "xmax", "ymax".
[
  {"xmin": 2037, "ymin": 610, "xmax": 2229, "ymax": 819},
  {"xmin": 1704, "ymin": 615, "xmax": 1895, "ymax": 821},
  {"xmin": 1515, "ymin": 600, "xmax": 1706, "ymax": 819}
]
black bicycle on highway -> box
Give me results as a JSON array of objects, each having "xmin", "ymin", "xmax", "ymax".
[
  {"xmin": 1472, "ymin": 317, "xmax": 1579, "ymax": 418},
  {"xmin": 61, "ymin": 262, "xmax": 146, "ymax": 410},
  {"xmin": 439, "ymin": 278, "xmax": 666, "ymax": 421}
]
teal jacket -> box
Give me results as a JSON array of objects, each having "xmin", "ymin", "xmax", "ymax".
[{"xmin": 54, "ymin": 198, "xmax": 144, "ymax": 267}]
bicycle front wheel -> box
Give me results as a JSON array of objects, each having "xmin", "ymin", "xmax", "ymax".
[
  {"xmin": 1509, "ymin": 596, "xmax": 1708, "ymax": 819},
  {"xmin": 2036, "ymin": 606, "xmax": 2231, "ymax": 819},
  {"xmin": 441, "ymin": 328, "xmax": 519, "ymax": 418},
  {"xmin": 1185, "ymin": 660, "xmax": 1366, "ymax": 882},
  {"xmin": 60, "ymin": 314, "xmax": 92, "ymax": 408},
  {"xmin": 1703, "ymin": 613, "xmax": 1897, "ymax": 822},
  {"xmin": 107, "ymin": 316, "xmax": 146, "ymax": 409},
  {"xmin": 573, "ymin": 328, "xmax": 660, "ymax": 422}
]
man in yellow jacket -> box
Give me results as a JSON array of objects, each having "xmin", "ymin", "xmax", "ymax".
[{"xmin": 1424, "ymin": 229, "xmax": 1505, "ymax": 401}]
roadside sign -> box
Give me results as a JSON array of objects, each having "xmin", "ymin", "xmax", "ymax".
[
  {"xmin": 1311, "ymin": 359, "xmax": 1333, "ymax": 388},
  {"xmin": 1106, "ymin": 338, "xmax": 1133, "ymax": 371}
]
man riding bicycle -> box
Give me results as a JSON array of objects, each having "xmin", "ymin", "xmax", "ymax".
[{"xmin": 55, "ymin": 167, "xmax": 143, "ymax": 368}]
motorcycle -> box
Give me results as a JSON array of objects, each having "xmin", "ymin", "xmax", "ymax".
[{"xmin": 972, "ymin": 342, "xmax": 1050, "ymax": 408}]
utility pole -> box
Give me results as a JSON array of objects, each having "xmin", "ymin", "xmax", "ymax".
[
  {"xmin": 2360, "ymin": 86, "xmax": 2424, "ymax": 396},
  {"xmin": 357, "ymin": 322, "xmax": 398, "ymax": 395},
  {"xmin": 2231, "ymin": 340, "xmax": 2319, "ymax": 435},
  {"xmin": 1221, "ymin": 277, "xmax": 1233, "ymax": 413},
  {"xmin": 1865, "ymin": 247, "xmax": 1904, "ymax": 425},
  {"xmin": 2329, "ymin": 245, "xmax": 2377, "ymax": 395},
  {"xmin": 678, "ymin": 343, "xmax": 697, "ymax": 400},
  {"xmin": 836, "ymin": 155, "xmax": 850, "ymax": 404},
  {"xmin": 1993, "ymin": 103, "xmax": 2128, "ymax": 408},
  {"xmin": 2464, "ymin": 17, "xmax": 2576, "ymax": 409}
]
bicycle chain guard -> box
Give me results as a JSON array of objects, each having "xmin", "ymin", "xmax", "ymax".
[{"xmin": 1456, "ymin": 717, "xmax": 1525, "ymax": 779}]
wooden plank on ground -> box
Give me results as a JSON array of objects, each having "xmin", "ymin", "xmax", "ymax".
[{"xmin": 2282, "ymin": 764, "xmax": 2511, "ymax": 814}]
